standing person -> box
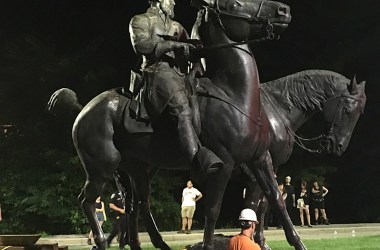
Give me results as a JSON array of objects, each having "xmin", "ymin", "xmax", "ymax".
[
  {"xmin": 284, "ymin": 176, "xmax": 295, "ymax": 223},
  {"xmin": 275, "ymin": 182, "xmax": 287, "ymax": 229},
  {"xmin": 297, "ymin": 181, "xmax": 312, "ymax": 227},
  {"xmin": 106, "ymin": 191, "xmax": 127, "ymax": 250},
  {"xmin": 87, "ymin": 196, "xmax": 107, "ymax": 245},
  {"xmin": 129, "ymin": 0, "xmax": 223, "ymax": 176},
  {"xmin": 311, "ymin": 181, "xmax": 329, "ymax": 225},
  {"xmin": 178, "ymin": 180, "xmax": 202, "ymax": 234},
  {"xmin": 227, "ymin": 208, "xmax": 260, "ymax": 250}
]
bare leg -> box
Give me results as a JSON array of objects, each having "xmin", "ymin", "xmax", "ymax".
[
  {"xmin": 305, "ymin": 206, "xmax": 311, "ymax": 226},
  {"xmin": 299, "ymin": 208, "xmax": 304, "ymax": 226},
  {"xmin": 314, "ymin": 209, "xmax": 319, "ymax": 224},
  {"xmin": 188, "ymin": 218, "xmax": 193, "ymax": 230},
  {"xmin": 320, "ymin": 209, "xmax": 327, "ymax": 220},
  {"xmin": 181, "ymin": 217, "xmax": 187, "ymax": 230}
]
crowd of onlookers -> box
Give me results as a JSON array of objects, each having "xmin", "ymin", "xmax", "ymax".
[{"xmin": 265, "ymin": 176, "xmax": 329, "ymax": 229}]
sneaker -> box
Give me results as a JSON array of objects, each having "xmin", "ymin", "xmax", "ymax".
[
  {"xmin": 177, "ymin": 230, "xmax": 186, "ymax": 234},
  {"xmin": 308, "ymin": 225, "xmax": 313, "ymax": 228},
  {"xmin": 186, "ymin": 230, "xmax": 192, "ymax": 234},
  {"xmin": 87, "ymin": 238, "xmax": 92, "ymax": 245}
]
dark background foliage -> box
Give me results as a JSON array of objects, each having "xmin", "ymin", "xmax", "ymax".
[{"xmin": 0, "ymin": 0, "xmax": 379, "ymax": 234}]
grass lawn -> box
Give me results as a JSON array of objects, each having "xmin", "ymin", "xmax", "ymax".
[
  {"xmin": 71, "ymin": 235, "xmax": 380, "ymax": 250},
  {"xmin": 267, "ymin": 235, "xmax": 380, "ymax": 250}
]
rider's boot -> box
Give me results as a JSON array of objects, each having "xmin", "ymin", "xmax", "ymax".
[
  {"xmin": 174, "ymin": 99, "xmax": 223, "ymax": 175},
  {"xmin": 193, "ymin": 146, "xmax": 223, "ymax": 174}
]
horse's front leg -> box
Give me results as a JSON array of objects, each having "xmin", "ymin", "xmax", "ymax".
[
  {"xmin": 203, "ymin": 157, "xmax": 234, "ymax": 250},
  {"xmin": 241, "ymin": 163, "xmax": 270, "ymax": 250},
  {"xmin": 251, "ymin": 151, "xmax": 307, "ymax": 250},
  {"xmin": 130, "ymin": 165, "xmax": 171, "ymax": 250}
]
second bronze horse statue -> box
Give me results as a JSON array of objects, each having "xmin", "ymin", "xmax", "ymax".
[{"xmin": 242, "ymin": 70, "xmax": 366, "ymax": 248}]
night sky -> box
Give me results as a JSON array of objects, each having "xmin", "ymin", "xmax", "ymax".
[{"xmin": 1, "ymin": 0, "xmax": 380, "ymax": 224}]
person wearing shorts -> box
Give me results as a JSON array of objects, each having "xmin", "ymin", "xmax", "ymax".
[{"xmin": 178, "ymin": 180, "xmax": 202, "ymax": 234}]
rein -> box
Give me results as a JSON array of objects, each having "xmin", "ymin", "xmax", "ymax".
[{"xmin": 261, "ymin": 89, "xmax": 326, "ymax": 154}]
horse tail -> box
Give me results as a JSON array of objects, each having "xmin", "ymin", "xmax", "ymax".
[{"xmin": 47, "ymin": 88, "xmax": 83, "ymax": 119}]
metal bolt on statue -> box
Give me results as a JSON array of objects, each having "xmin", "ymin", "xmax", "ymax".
[{"xmin": 46, "ymin": 0, "xmax": 361, "ymax": 249}]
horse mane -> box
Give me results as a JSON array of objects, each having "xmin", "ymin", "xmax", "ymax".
[{"xmin": 261, "ymin": 70, "xmax": 350, "ymax": 111}]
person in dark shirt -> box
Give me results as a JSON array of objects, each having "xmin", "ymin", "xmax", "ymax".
[
  {"xmin": 311, "ymin": 181, "xmax": 329, "ymax": 225},
  {"xmin": 284, "ymin": 176, "xmax": 295, "ymax": 223},
  {"xmin": 106, "ymin": 192, "xmax": 127, "ymax": 250}
]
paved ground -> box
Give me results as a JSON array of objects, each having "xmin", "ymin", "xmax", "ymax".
[{"xmin": 36, "ymin": 223, "xmax": 380, "ymax": 248}]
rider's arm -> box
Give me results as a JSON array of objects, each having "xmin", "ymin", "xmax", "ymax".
[
  {"xmin": 129, "ymin": 15, "xmax": 158, "ymax": 55},
  {"xmin": 129, "ymin": 15, "xmax": 194, "ymax": 59}
]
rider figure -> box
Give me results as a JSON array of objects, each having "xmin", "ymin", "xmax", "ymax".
[{"xmin": 129, "ymin": 0, "xmax": 223, "ymax": 174}]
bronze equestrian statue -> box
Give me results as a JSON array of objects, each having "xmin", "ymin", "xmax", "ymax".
[{"xmin": 48, "ymin": 0, "xmax": 293, "ymax": 249}]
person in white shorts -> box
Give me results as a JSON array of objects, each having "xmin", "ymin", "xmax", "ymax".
[{"xmin": 178, "ymin": 180, "xmax": 202, "ymax": 234}]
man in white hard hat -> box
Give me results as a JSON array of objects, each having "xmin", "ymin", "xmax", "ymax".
[{"xmin": 227, "ymin": 208, "xmax": 261, "ymax": 250}]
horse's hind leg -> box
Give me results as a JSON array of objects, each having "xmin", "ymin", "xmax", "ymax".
[
  {"xmin": 251, "ymin": 151, "xmax": 306, "ymax": 250},
  {"xmin": 79, "ymin": 174, "xmax": 112, "ymax": 250},
  {"xmin": 77, "ymin": 142, "xmax": 121, "ymax": 250}
]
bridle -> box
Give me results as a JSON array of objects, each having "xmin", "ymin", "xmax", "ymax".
[
  {"xmin": 320, "ymin": 94, "xmax": 363, "ymax": 148},
  {"xmin": 263, "ymin": 89, "xmax": 363, "ymax": 154},
  {"xmin": 212, "ymin": 0, "xmax": 275, "ymax": 39},
  {"xmin": 215, "ymin": 0, "xmax": 268, "ymax": 23},
  {"xmin": 194, "ymin": 0, "xmax": 276, "ymax": 53}
]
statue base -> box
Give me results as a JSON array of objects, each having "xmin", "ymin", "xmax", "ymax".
[{"xmin": 186, "ymin": 234, "xmax": 231, "ymax": 250}]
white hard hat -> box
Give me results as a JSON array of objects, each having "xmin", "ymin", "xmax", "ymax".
[{"xmin": 239, "ymin": 208, "xmax": 258, "ymax": 223}]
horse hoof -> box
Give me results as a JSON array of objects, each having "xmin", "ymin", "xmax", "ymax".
[
  {"xmin": 262, "ymin": 243, "xmax": 272, "ymax": 250},
  {"xmin": 294, "ymin": 242, "xmax": 307, "ymax": 250},
  {"xmin": 129, "ymin": 241, "xmax": 142, "ymax": 250}
]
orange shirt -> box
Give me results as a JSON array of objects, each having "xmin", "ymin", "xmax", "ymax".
[{"xmin": 228, "ymin": 234, "xmax": 261, "ymax": 250}]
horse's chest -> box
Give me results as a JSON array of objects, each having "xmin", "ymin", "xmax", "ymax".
[{"xmin": 228, "ymin": 114, "xmax": 270, "ymax": 159}]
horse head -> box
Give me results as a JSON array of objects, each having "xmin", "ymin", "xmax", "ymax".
[
  {"xmin": 322, "ymin": 76, "xmax": 367, "ymax": 155},
  {"xmin": 191, "ymin": 0, "xmax": 291, "ymax": 41}
]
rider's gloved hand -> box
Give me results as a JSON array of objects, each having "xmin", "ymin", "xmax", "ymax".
[
  {"xmin": 172, "ymin": 42, "xmax": 196, "ymax": 58},
  {"xmin": 155, "ymin": 41, "xmax": 196, "ymax": 58}
]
